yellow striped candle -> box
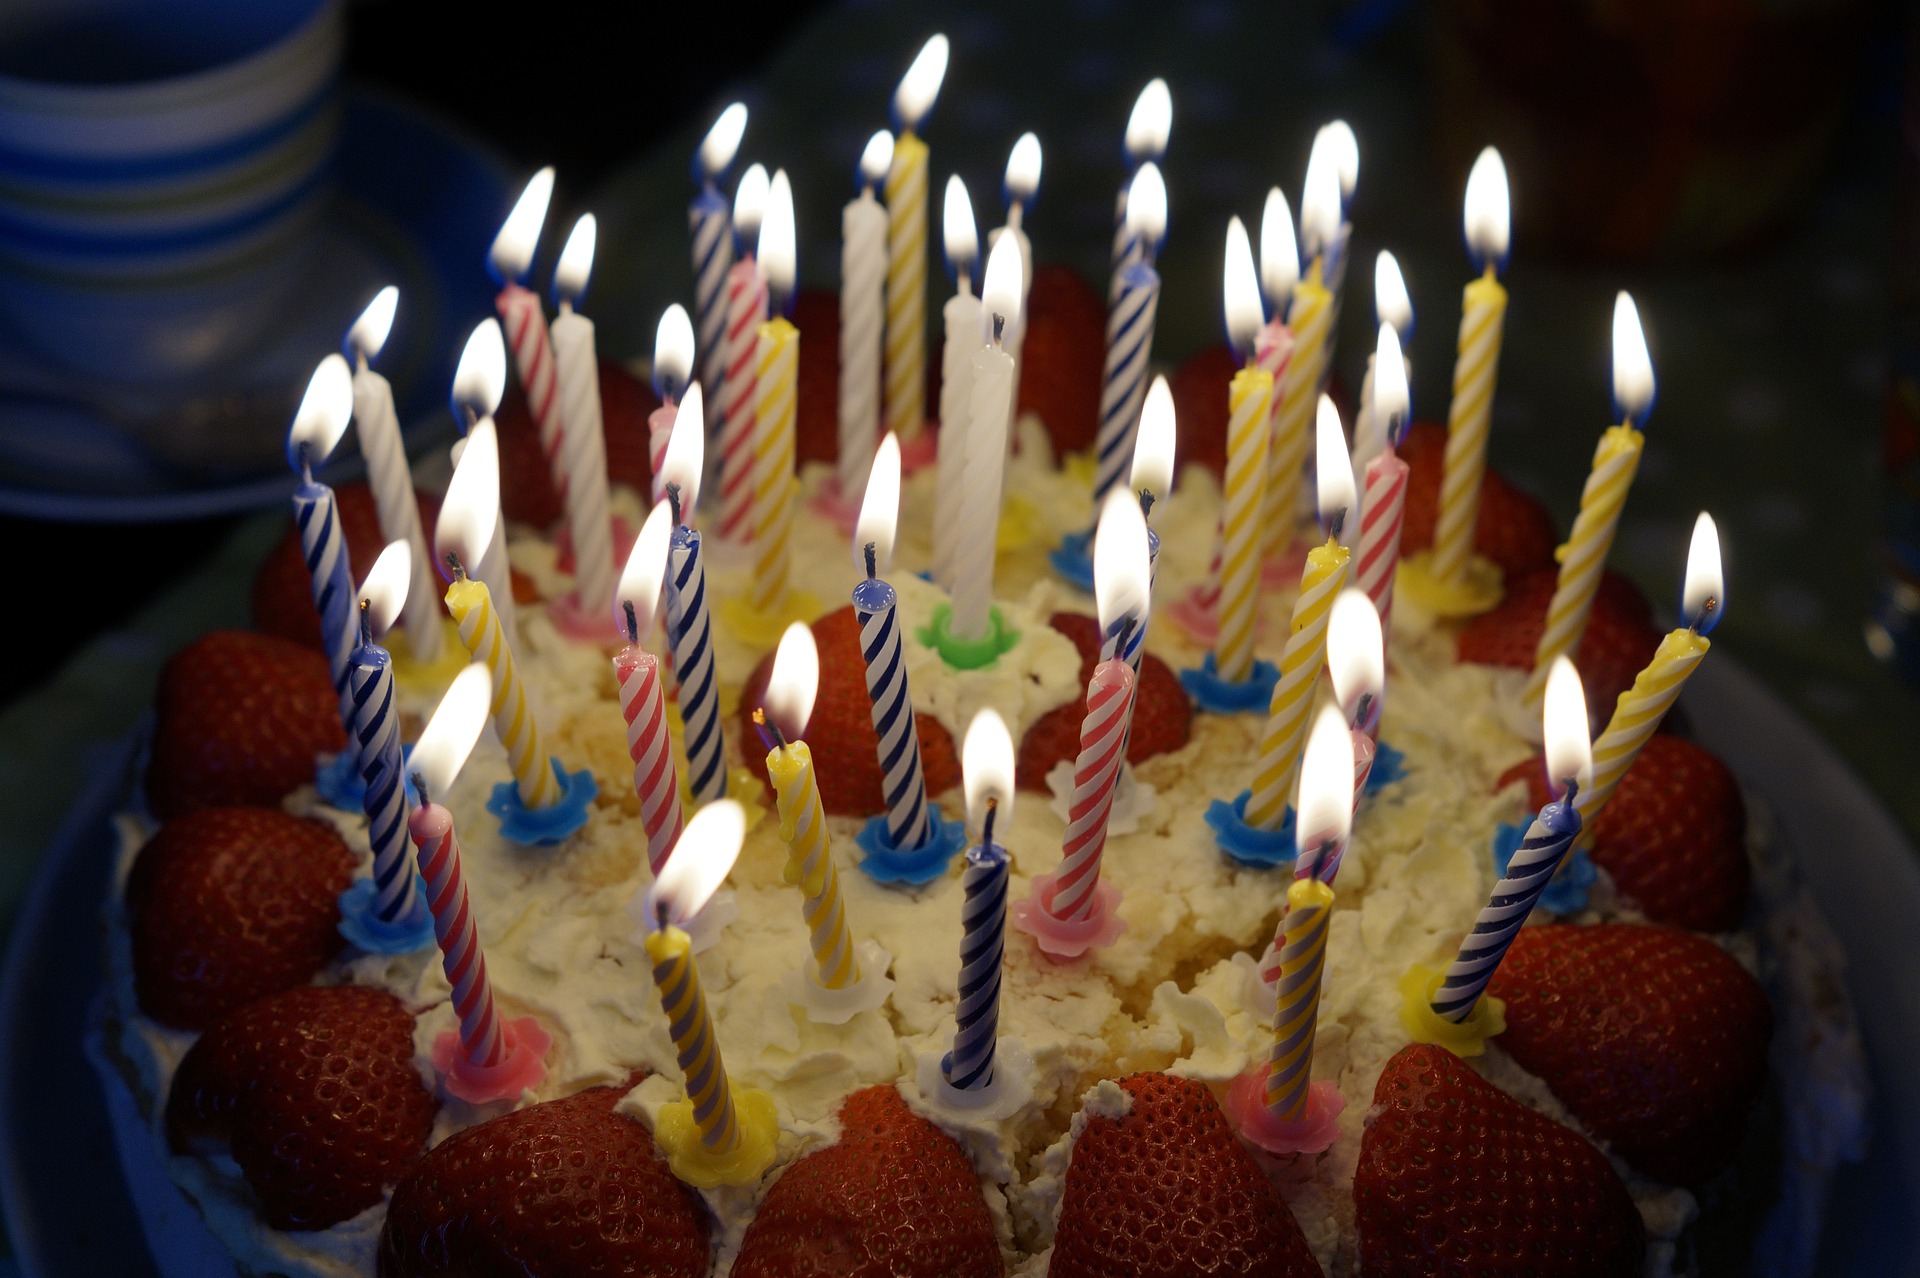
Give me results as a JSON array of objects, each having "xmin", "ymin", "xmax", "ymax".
[
  {"xmin": 1214, "ymin": 366, "xmax": 1274, "ymax": 682},
  {"xmin": 444, "ymin": 572, "xmax": 559, "ymax": 810},
  {"xmin": 748, "ymin": 316, "xmax": 799, "ymax": 613},
  {"xmin": 1263, "ymin": 876, "xmax": 1334, "ymax": 1120},
  {"xmin": 767, "ymin": 740, "xmax": 862, "ymax": 990},
  {"xmin": 1265, "ymin": 261, "xmax": 1331, "ymax": 550},
  {"xmin": 1432, "ymin": 265, "xmax": 1508, "ymax": 581},
  {"xmin": 644, "ymin": 923, "xmax": 740, "ymax": 1153},
  {"xmin": 885, "ymin": 130, "xmax": 929, "ymax": 442},
  {"xmin": 1245, "ymin": 539, "xmax": 1350, "ymax": 830}
]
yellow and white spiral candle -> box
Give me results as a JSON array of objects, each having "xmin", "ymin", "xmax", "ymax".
[
  {"xmin": 1246, "ymin": 540, "xmax": 1349, "ymax": 830},
  {"xmin": 883, "ymin": 36, "xmax": 948, "ymax": 443},
  {"xmin": 445, "ymin": 572, "xmax": 558, "ymax": 811},
  {"xmin": 768, "ymin": 740, "xmax": 863, "ymax": 990},
  {"xmin": 1263, "ymin": 876, "xmax": 1335, "ymax": 1120},
  {"xmin": 748, "ymin": 315, "xmax": 798, "ymax": 614}
]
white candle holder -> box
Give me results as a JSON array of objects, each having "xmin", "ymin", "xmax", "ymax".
[{"xmin": 784, "ymin": 939, "xmax": 894, "ymax": 1025}]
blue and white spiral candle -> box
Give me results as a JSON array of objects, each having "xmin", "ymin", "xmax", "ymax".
[
  {"xmin": 853, "ymin": 568, "xmax": 932, "ymax": 850},
  {"xmin": 668, "ymin": 522, "xmax": 728, "ymax": 803},
  {"xmin": 293, "ymin": 458, "xmax": 358, "ymax": 722},
  {"xmin": 689, "ymin": 185, "xmax": 734, "ymax": 441},
  {"xmin": 943, "ymin": 810, "xmax": 1009, "ymax": 1091},
  {"xmin": 1430, "ymin": 782, "xmax": 1582, "ymax": 1022},
  {"xmin": 348, "ymin": 628, "xmax": 422, "ymax": 928},
  {"xmin": 1094, "ymin": 260, "xmax": 1161, "ymax": 505}
]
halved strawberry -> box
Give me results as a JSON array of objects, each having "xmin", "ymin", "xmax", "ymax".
[
  {"xmin": 378, "ymin": 1075, "xmax": 708, "ymax": 1277},
  {"xmin": 1457, "ymin": 566, "xmax": 1662, "ymax": 721},
  {"xmin": 496, "ymin": 358, "xmax": 660, "ymax": 528},
  {"xmin": 1014, "ymin": 612, "xmax": 1191, "ymax": 791},
  {"xmin": 1017, "ymin": 264, "xmax": 1105, "ymax": 458},
  {"xmin": 1489, "ymin": 923, "xmax": 1772, "ymax": 1184},
  {"xmin": 733, "ymin": 1085, "xmax": 1001, "ymax": 1278},
  {"xmin": 1399, "ymin": 420, "xmax": 1557, "ymax": 579},
  {"xmin": 1355, "ymin": 1043, "xmax": 1643, "ymax": 1276}
]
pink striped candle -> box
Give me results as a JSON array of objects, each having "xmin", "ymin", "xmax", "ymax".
[
  {"xmin": 409, "ymin": 801, "xmax": 505, "ymax": 1069},
  {"xmin": 1355, "ymin": 447, "xmax": 1408, "ymax": 630},
  {"xmin": 496, "ymin": 279, "xmax": 568, "ymax": 510},
  {"xmin": 1051, "ymin": 657, "xmax": 1135, "ymax": 921},
  {"xmin": 715, "ymin": 258, "xmax": 768, "ymax": 540},
  {"xmin": 649, "ymin": 304, "xmax": 695, "ymax": 507},
  {"xmin": 614, "ymin": 503, "xmax": 684, "ymax": 873}
]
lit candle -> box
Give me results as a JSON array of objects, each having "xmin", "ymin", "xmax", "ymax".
[
  {"xmin": 1093, "ymin": 162, "xmax": 1166, "ymax": 507},
  {"xmin": 285, "ymin": 356, "xmax": 358, "ymax": 722},
  {"xmin": 758, "ymin": 624, "xmax": 864, "ymax": 991},
  {"xmin": 717, "ymin": 164, "xmax": 770, "ymax": 541},
  {"xmin": 993, "ymin": 131, "xmax": 1041, "ymax": 408},
  {"xmin": 614, "ymin": 501, "xmax": 684, "ymax": 874},
  {"xmin": 838, "ymin": 131, "xmax": 894, "ymax": 499},
  {"xmin": 1127, "ymin": 374, "xmax": 1176, "ymax": 647},
  {"xmin": 690, "ymin": 103, "xmax": 747, "ymax": 406},
  {"xmin": 641, "ymin": 800, "xmax": 778, "ymax": 1187},
  {"xmin": 1253, "ymin": 187, "xmax": 1299, "ymax": 390},
  {"xmin": 1314, "ymin": 120, "xmax": 1359, "ymax": 305},
  {"xmin": 408, "ymin": 662, "xmax": 550, "ymax": 1102},
  {"xmin": 1246, "ymin": 397, "xmax": 1355, "ymax": 833},
  {"xmin": 448, "ymin": 322, "xmax": 519, "ymax": 648},
  {"xmin": 649, "ymin": 304, "xmax": 696, "ymax": 502},
  {"xmin": 1431, "ymin": 147, "xmax": 1511, "ymax": 584},
  {"xmin": 944, "ymin": 709, "xmax": 1014, "ymax": 1090},
  {"xmin": 489, "ymin": 168, "xmax": 574, "ymax": 529},
  {"xmin": 1577, "ymin": 514, "xmax": 1723, "ymax": 826},
  {"xmin": 547, "ymin": 214, "xmax": 616, "ymax": 625},
  {"xmin": 1206, "ymin": 218, "xmax": 1274, "ymax": 684},
  {"xmin": 929, "ymin": 175, "xmax": 982, "ymax": 590},
  {"xmin": 344, "ymin": 287, "xmax": 442, "ymax": 664},
  {"xmin": 747, "ymin": 170, "xmax": 800, "ymax": 615},
  {"xmin": 1325, "ymin": 587, "xmax": 1383, "ymax": 864},
  {"xmin": 1110, "ymin": 78, "xmax": 1171, "ymax": 300},
  {"xmin": 346, "ymin": 542, "xmax": 426, "ymax": 934},
  {"xmin": 851, "ymin": 435, "xmax": 932, "ymax": 850},
  {"xmin": 1355, "ymin": 251, "xmax": 1413, "ymax": 472},
  {"xmin": 1354, "ymin": 323, "xmax": 1412, "ymax": 632},
  {"xmin": 948, "ymin": 233, "xmax": 1022, "ymax": 645},
  {"xmin": 1432, "ymin": 657, "xmax": 1591, "ymax": 1021},
  {"xmin": 1264, "ymin": 151, "xmax": 1340, "ymax": 552},
  {"xmin": 883, "ymin": 35, "xmax": 950, "ymax": 444},
  {"xmin": 1524, "ymin": 292, "xmax": 1653, "ymax": 711},
  {"xmin": 660, "ymin": 387, "xmax": 728, "ymax": 804}
]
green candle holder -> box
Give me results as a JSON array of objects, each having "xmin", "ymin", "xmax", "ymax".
[{"xmin": 918, "ymin": 602, "xmax": 1020, "ymax": 671}]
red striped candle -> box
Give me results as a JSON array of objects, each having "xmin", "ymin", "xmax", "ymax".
[
  {"xmin": 716, "ymin": 258, "xmax": 768, "ymax": 541},
  {"xmin": 496, "ymin": 281, "xmax": 568, "ymax": 506},
  {"xmin": 1355, "ymin": 446, "xmax": 1408, "ymax": 631},
  {"xmin": 616, "ymin": 647, "xmax": 684, "ymax": 874},
  {"xmin": 1049, "ymin": 658, "xmax": 1136, "ymax": 922},
  {"xmin": 408, "ymin": 801, "xmax": 505, "ymax": 1069}
]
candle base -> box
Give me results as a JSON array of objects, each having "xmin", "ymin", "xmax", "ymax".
[
  {"xmin": 431, "ymin": 1014, "xmax": 550, "ymax": 1105},
  {"xmin": 918, "ymin": 602, "xmax": 1021, "ymax": 672},
  {"xmin": 1395, "ymin": 550, "xmax": 1504, "ymax": 619},
  {"xmin": 853, "ymin": 803, "xmax": 968, "ymax": 885},
  {"xmin": 485, "ymin": 759, "xmax": 597, "ymax": 846},
  {"xmin": 1046, "ymin": 528, "xmax": 1096, "ymax": 594},
  {"xmin": 1368, "ymin": 740, "xmax": 1406, "ymax": 790},
  {"xmin": 1490, "ymin": 823, "xmax": 1596, "ymax": 916},
  {"xmin": 1227, "ymin": 1071, "xmax": 1345, "ymax": 1156},
  {"xmin": 1204, "ymin": 791, "xmax": 1298, "ymax": 868},
  {"xmin": 653, "ymin": 1086, "xmax": 779, "ymax": 1189},
  {"xmin": 786, "ymin": 939, "xmax": 894, "ymax": 1025},
  {"xmin": 336, "ymin": 876, "xmax": 435, "ymax": 955},
  {"xmin": 1179, "ymin": 655, "xmax": 1281, "ymax": 715},
  {"xmin": 715, "ymin": 589, "xmax": 825, "ymax": 652},
  {"xmin": 1397, "ymin": 963, "xmax": 1507, "ymax": 1058},
  {"xmin": 1011, "ymin": 871, "xmax": 1126, "ymax": 960},
  {"xmin": 804, "ymin": 475, "xmax": 865, "ymax": 537},
  {"xmin": 913, "ymin": 1037, "xmax": 1035, "ymax": 1122},
  {"xmin": 313, "ymin": 749, "xmax": 367, "ymax": 812},
  {"xmin": 629, "ymin": 887, "xmax": 738, "ymax": 955},
  {"xmin": 387, "ymin": 619, "xmax": 471, "ymax": 696}
]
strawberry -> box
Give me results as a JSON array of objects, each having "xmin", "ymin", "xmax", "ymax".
[
  {"xmin": 1014, "ymin": 612, "xmax": 1191, "ymax": 791},
  {"xmin": 378, "ymin": 1075, "xmax": 709, "ymax": 1278},
  {"xmin": 1496, "ymin": 735, "xmax": 1750, "ymax": 932},
  {"xmin": 733, "ymin": 1085, "xmax": 1001, "ymax": 1278},
  {"xmin": 1016, "ymin": 264, "xmax": 1105, "ymax": 458},
  {"xmin": 1457, "ymin": 567, "xmax": 1662, "ymax": 721},
  {"xmin": 252, "ymin": 482, "xmax": 443, "ymax": 652},
  {"xmin": 128, "ymin": 807, "xmax": 355, "ymax": 1030},
  {"xmin": 794, "ymin": 289, "xmax": 843, "ymax": 468},
  {"xmin": 145, "ymin": 630, "xmax": 346, "ymax": 820},
  {"xmin": 1050, "ymin": 1072, "xmax": 1320, "ymax": 1278},
  {"xmin": 1489, "ymin": 923, "xmax": 1772, "ymax": 1184},
  {"xmin": 496, "ymin": 357, "xmax": 660, "ymax": 528},
  {"xmin": 739, "ymin": 606, "xmax": 962, "ymax": 816},
  {"xmin": 1355, "ymin": 1043, "xmax": 1643, "ymax": 1276},
  {"xmin": 1399, "ymin": 420, "xmax": 1557, "ymax": 579},
  {"xmin": 167, "ymin": 985, "xmax": 436, "ymax": 1231},
  {"xmin": 1169, "ymin": 344, "xmax": 1238, "ymax": 483}
]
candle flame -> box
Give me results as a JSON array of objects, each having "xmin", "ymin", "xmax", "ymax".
[
  {"xmin": 759, "ymin": 169, "xmax": 796, "ymax": 308},
  {"xmin": 661, "ymin": 383, "xmax": 705, "ymax": 513},
  {"xmin": 854, "ymin": 433, "xmax": 902, "ymax": 575},
  {"xmin": 359, "ymin": 540, "xmax": 412, "ymax": 639},
  {"xmin": 1542, "ymin": 655, "xmax": 1593, "ymax": 798},
  {"xmin": 1005, "ymin": 132, "xmax": 1042, "ymax": 205},
  {"xmin": 1463, "ymin": 146, "xmax": 1510, "ymax": 268},
  {"xmin": 287, "ymin": 354, "xmax": 354, "ymax": 467},
  {"xmin": 1612, "ymin": 291, "xmax": 1655, "ymax": 425},
  {"xmin": 1124, "ymin": 78, "xmax": 1172, "ymax": 163},
  {"xmin": 1259, "ymin": 188, "xmax": 1299, "ymax": 314},
  {"xmin": 1319, "ymin": 120, "xmax": 1358, "ymax": 199},
  {"xmin": 1298, "ymin": 702, "xmax": 1354, "ymax": 851},
  {"xmin": 1093, "ymin": 486, "xmax": 1151, "ymax": 637},
  {"xmin": 648, "ymin": 799, "xmax": 746, "ymax": 926},
  {"xmin": 1328, "ymin": 588, "xmax": 1384, "ymax": 726},
  {"xmin": 1131, "ymin": 374, "xmax": 1176, "ymax": 502},
  {"xmin": 733, "ymin": 163, "xmax": 769, "ymax": 247},
  {"xmin": 451, "ymin": 319, "xmax": 507, "ymax": 420},
  {"xmin": 436, "ymin": 417, "xmax": 499, "ymax": 578},
  {"xmin": 943, "ymin": 174, "xmax": 979, "ymax": 278},
  {"xmin": 1223, "ymin": 215, "xmax": 1263, "ymax": 358},
  {"xmin": 859, "ymin": 130, "xmax": 895, "ymax": 189},
  {"xmin": 981, "ymin": 231, "xmax": 1024, "ymax": 340},
  {"xmin": 654, "ymin": 304, "xmax": 695, "ymax": 401},
  {"xmin": 1359, "ymin": 321, "xmax": 1410, "ymax": 463},
  {"xmin": 615, "ymin": 501, "xmax": 675, "ymax": 638},
  {"xmin": 894, "ymin": 34, "xmax": 950, "ymax": 131},
  {"xmin": 962, "ymin": 708, "xmax": 1015, "ymax": 834},
  {"xmin": 698, "ymin": 102, "xmax": 748, "ymax": 180},
  {"xmin": 764, "ymin": 622, "xmax": 819, "ymax": 742},
  {"xmin": 410, "ymin": 663, "xmax": 494, "ymax": 803},
  {"xmin": 1682, "ymin": 512, "xmax": 1725, "ymax": 634},
  {"xmin": 1374, "ymin": 250, "xmax": 1411, "ymax": 335},
  {"xmin": 1315, "ymin": 394, "xmax": 1356, "ymax": 538},
  {"xmin": 490, "ymin": 166, "xmax": 554, "ymax": 282},
  {"xmin": 1299, "ymin": 144, "xmax": 1342, "ymax": 262},
  {"xmin": 553, "ymin": 213, "xmax": 597, "ymax": 304},
  {"xmin": 1124, "ymin": 162, "xmax": 1167, "ymax": 254},
  {"xmin": 346, "ymin": 285, "xmax": 398, "ymax": 363}
]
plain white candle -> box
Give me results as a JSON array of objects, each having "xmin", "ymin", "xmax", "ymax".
[
  {"xmin": 931, "ymin": 174, "xmax": 982, "ymax": 589},
  {"xmin": 838, "ymin": 131, "xmax": 893, "ymax": 498},
  {"xmin": 949, "ymin": 234, "xmax": 1022, "ymax": 643},
  {"xmin": 550, "ymin": 214, "xmax": 615, "ymax": 618}
]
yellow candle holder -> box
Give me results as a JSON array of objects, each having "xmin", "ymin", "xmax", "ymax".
[
  {"xmin": 1397, "ymin": 962, "xmax": 1506, "ymax": 1057},
  {"xmin": 1395, "ymin": 550, "xmax": 1503, "ymax": 620},
  {"xmin": 716, "ymin": 589, "xmax": 823, "ymax": 652},
  {"xmin": 652, "ymin": 1087, "xmax": 779, "ymax": 1189},
  {"xmin": 386, "ymin": 617, "xmax": 472, "ymax": 695}
]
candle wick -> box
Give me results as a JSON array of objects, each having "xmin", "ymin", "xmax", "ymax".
[
  {"xmin": 1112, "ymin": 613, "xmax": 1138, "ymax": 654},
  {"xmin": 1691, "ymin": 596, "xmax": 1719, "ymax": 634},
  {"xmin": 666, "ymin": 482, "xmax": 684, "ymax": 529},
  {"xmin": 298, "ymin": 443, "xmax": 314, "ymax": 487},
  {"xmin": 1138, "ymin": 488, "xmax": 1156, "ymax": 522},
  {"xmin": 358, "ymin": 597, "xmax": 373, "ymax": 646},
  {"xmin": 623, "ymin": 599, "xmax": 640, "ymax": 644},
  {"xmin": 656, "ymin": 900, "xmax": 670, "ymax": 931},
  {"xmin": 1327, "ymin": 508, "xmax": 1348, "ymax": 541},
  {"xmin": 982, "ymin": 795, "xmax": 998, "ymax": 848},
  {"xmin": 444, "ymin": 551, "xmax": 466, "ymax": 582},
  {"xmin": 1354, "ymin": 691, "xmax": 1375, "ymax": 730},
  {"xmin": 1558, "ymin": 777, "xmax": 1581, "ymax": 807},
  {"xmin": 460, "ymin": 406, "xmax": 480, "ymax": 436},
  {"xmin": 992, "ymin": 313, "xmax": 1006, "ymax": 345},
  {"xmin": 751, "ymin": 706, "xmax": 785, "ymax": 751},
  {"xmin": 959, "ymin": 270, "xmax": 972, "ymax": 298},
  {"xmin": 864, "ymin": 541, "xmax": 878, "ymax": 580},
  {"xmin": 410, "ymin": 772, "xmax": 429, "ymax": 808}
]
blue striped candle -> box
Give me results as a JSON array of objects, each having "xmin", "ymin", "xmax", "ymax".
[
  {"xmin": 293, "ymin": 465, "xmax": 357, "ymax": 720},
  {"xmin": 852, "ymin": 572, "xmax": 931, "ymax": 850},
  {"xmin": 1093, "ymin": 260, "xmax": 1161, "ymax": 505},
  {"xmin": 347, "ymin": 630, "xmax": 421, "ymax": 926},
  {"xmin": 942, "ymin": 828, "xmax": 1008, "ymax": 1091},
  {"xmin": 667, "ymin": 523, "xmax": 727, "ymax": 803},
  {"xmin": 690, "ymin": 187, "xmax": 733, "ymax": 435}
]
